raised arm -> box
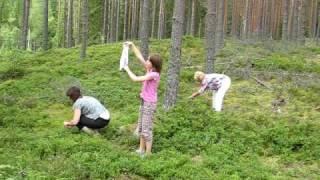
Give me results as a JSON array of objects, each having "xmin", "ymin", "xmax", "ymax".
[{"xmin": 126, "ymin": 42, "xmax": 146, "ymax": 67}]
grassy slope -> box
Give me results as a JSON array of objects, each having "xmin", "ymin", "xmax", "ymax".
[{"xmin": 0, "ymin": 38, "xmax": 319, "ymax": 179}]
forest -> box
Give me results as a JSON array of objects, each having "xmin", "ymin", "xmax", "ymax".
[{"xmin": 0, "ymin": 0, "xmax": 319, "ymax": 179}]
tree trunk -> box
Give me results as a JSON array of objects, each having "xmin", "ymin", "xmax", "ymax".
[
  {"xmin": 21, "ymin": 0, "xmax": 30, "ymax": 50},
  {"xmin": 231, "ymin": 0, "xmax": 240, "ymax": 38},
  {"xmin": 298, "ymin": 0, "xmax": 306, "ymax": 44},
  {"xmin": 205, "ymin": 0, "xmax": 217, "ymax": 73},
  {"xmin": 241, "ymin": 0, "xmax": 249, "ymax": 39},
  {"xmin": 158, "ymin": 0, "xmax": 165, "ymax": 39},
  {"xmin": 163, "ymin": 0, "xmax": 185, "ymax": 110},
  {"xmin": 151, "ymin": 0, "xmax": 157, "ymax": 38},
  {"xmin": 67, "ymin": 0, "xmax": 74, "ymax": 48},
  {"xmin": 292, "ymin": 0, "xmax": 299, "ymax": 41},
  {"xmin": 190, "ymin": 0, "xmax": 196, "ymax": 36},
  {"xmin": 102, "ymin": 0, "xmax": 108, "ymax": 43},
  {"xmin": 111, "ymin": 0, "xmax": 117, "ymax": 42},
  {"xmin": 140, "ymin": 0, "xmax": 151, "ymax": 59},
  {"xmin": 131, "ymin": 0, "xmax": 137, "ymax": 39},
  {"xmin": 123, "ymin": 0, "xmax": 128, "ymax": 40},
  {"xmin": 80, "ymin": 0, "xmax": 89, "ymax": 59},
  {"xmin": 215, "ymin": 0, "xmax": 225, "ymax": 51},
  {"xmin": 311, "ymin": 0, "xmax": 318, "ymax": 38},
  {"xmin": 64, "ymin": 0, "xmax": 68, "ymax": 47},
  {"xmin": 282, "ymin": 0, "xmax": 289, "ymax": 40},
  {"xmin": 139, "ymin": 0, "xmax": 144, "ymax": 38},
  {"xmin": 116, "ymin": 0, "xmax": 120, "ymax": 41},
  {"xmin": 74, "ymin": 0, "xmax": 81, "ymax": 45},
  {"xmin": 317, "ymin": 1, "xmax": 320, "ymax": 43},
  {"xmin": 0, "ymin": 1, "xmax": 4, "ymax": 31},
  {"xmin": 43, "ymin": 0, "xmax": 49, "ymax": 50}
]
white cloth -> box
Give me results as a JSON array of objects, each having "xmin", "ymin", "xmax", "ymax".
[{"xmin": 119, "ymin": 44, "xmax": 129, "ymax": 71}]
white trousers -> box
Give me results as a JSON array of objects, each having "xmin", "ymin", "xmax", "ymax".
[{"xmin": 212, "ymin": 76, "xmax": 231, "ymax": 111}]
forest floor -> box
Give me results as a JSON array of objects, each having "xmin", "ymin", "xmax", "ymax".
[{"xmin": 0, "ymin": 37, "xmax": 319, "ymax": 179}]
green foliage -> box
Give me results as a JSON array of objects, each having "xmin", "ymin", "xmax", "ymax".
[{"xmin": 0, "ymin": 39, "xmax": 319, "ymax": 179}]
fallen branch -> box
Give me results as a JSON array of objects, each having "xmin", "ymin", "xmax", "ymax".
[{"xmin": 250, "ymin": 76, "xmax": 273, "ymax": 90}]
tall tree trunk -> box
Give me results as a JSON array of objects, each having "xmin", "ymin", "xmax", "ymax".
[
  {"xmin": 190, "ymin": 0, "xmax": 196, "ymax": 36},
  {"xmin": 111, "ymin": 0, "xmax": 117, "ymax": 42},
  {"xmin": 158, "ymin": 0, "xmax": 165, "ymax": 39},
  {"xmin": 311, "ymin": 0, "xmax": 318, "ymax": 38},
  {"xmin": 128, "ymin": 0, "xmax": 132, "ymax": 39},
  {"xmin": 64, "ymin": 0, "xmax": 68, "ymax": 47},
  {"xmin": 151, "ymin": 0, "xmax": 157, "ymax": 38},
  {"xmin": 317, "ymin": 1, "xmax": 320, "ymax": 43},
  {"xmin": 205, "ymin": 0, "xmax": 217, "ymax": 73},
  {"xmin": 298, "ymin": 0, "xmax": 306, "ymax": 44},
  {"xmin": 163, "ymin": 0, "xmax": 185, "ymax": 110},
  {"xmin": 241, "ymin": 0, "xmax": 249, "ymax": 39},
  {"xmin": 116, "ymin": 0, "xmax": 120, "ymax": 41},
  {"xmin": 282, "ymin": 0, "xmax": 289, "ymax": 40},
  {"xmin": 43, "ymin": 0, "xmax": 49, "ymax": 50},
  {"xmin": 123, "ymin": 0, "xmax": 128, "ymax": 40},
  {"xmin": 140, "ymin": 0, "xmax": 151, "ymax": 59},
  {"xmin": 21, "ymin": 0, "xmax": 30, "ymax": 50},
  {"xmin": 215, "ymin": 0, "xmax": 225, "ymax": 51},
  {"xmin": 231, "ymin": 0, "xmax": 240, "ymax": 38},
  {"xmin": 102, "ymin": 0, "xmax": 109, "ymax": 43},
  {"xmin": 0, "ymin": 1, "xmax": 4, "ymax": 31},
  {"xmin": 74, "ymin": 0, "xmax": 81, "ymax": 45},
  {"xmin": 80, "ymin": 0, "xmax": 89, "ymax": 59},
  {"xmin": 131, "ymin": 0, "xmax": 137, "ymax": 39},
  {"xmin": 67, "ymin": 0, "xmax": 74, "ymax": 48},
  {"xmin": 185, "ymin": 0, "xmax": 191, "ymax": 35},
  {"xmin": 292, "ymin": 0, "xmax": 299, "ymax": 41},
  {"xmin": 139, "ymin": 0, "xmax": 144, "ymax": 38}
]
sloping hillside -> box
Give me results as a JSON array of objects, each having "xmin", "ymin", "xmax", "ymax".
[{"xmin": 0, "ymin": 38, "xmax": 319, "ymax": 179}]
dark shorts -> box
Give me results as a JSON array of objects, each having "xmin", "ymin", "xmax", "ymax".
[{"xmin": 76, "ymin": 115, "xmax": 110, "ymax": 130}]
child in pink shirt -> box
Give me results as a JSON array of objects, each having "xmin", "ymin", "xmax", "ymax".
[{"xmin": 123, "ymin": 41, "xmax": 162, "ymax": 156}]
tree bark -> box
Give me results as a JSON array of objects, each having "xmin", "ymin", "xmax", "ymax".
[
  {"xmin": 190, "ymin": 0, "xmax": 196, "ymax": 36},
  {"xmin": 241, "ymin": 0, "xmax": 249, "ymax": 39},
  {"xmin": 151, "ymin": 0, "xmax": 157, "ymax": 38},
  {"xmin": 21, "ymin": 0, "xmax": 30, "ymax": 50},
  {"xmin": 205, "ymin": 0, "xmax": 217, "ymax": 73},
  {"xmin": 43, "ymin": 0, "xmax": 49, "ymax": 50},
  {"xmin": 163, "ymin": 0, "xmax": 185, "ymax": 110},
  {"xmin": 123, "ymin": 0, "xmax": 128, "ymax": 40},
  {"xmin": 64, "ymin": 0, "xmax": 68, "ymax": 47},
  {"xmin": 215, "ymin": 0, "xmax": 225, "ymax": 51},
  {"xmin": 297, "ymin": 0, "xmax": 306, "ymax": 44},
  {"xmin": 311, "ymin": 0, "xmax": 318, "ymax": 38},
  {"xmin": 102, "ymin": 0, "xmax": 109, "ymax": 43},
  {"xmin": 282, "ymin": 0, "xmax": 289, "ymax": 40},
  {"xmin": 80, "ymin": 0, "xmax": 89, "ymax": 59},
  {"xmin": 116, "ymin": 0, "xmax": 120, "ymax": 41},
  {"xmin": 158, "ymin": 0, "xmax": 165, "ymax": 39},
  {"xmin": 67, "ymin": 0, "xmax": 74, "ymax": 48},
  {"xmin": 139, "ymin": 0, "xmax": 144, "ymax": 38},
  {"xmin": 131, "ymin": 0, "xmax": 138, "ymax": 39},
  {"xmin": 140, "ymin": 0, "xmax": 151, "ymax": 59}
]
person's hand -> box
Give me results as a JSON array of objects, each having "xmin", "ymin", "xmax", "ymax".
[
  {"xmin": 188, "ymin": 95, "xmax": 194, "ymax": 100},
  {"xmin": 64, "ymin": 121, "xmax": 72, "ymax": 128},
  {"xmin": 124, "ymin": 41, "xmax": 133, "ymax": 47}
]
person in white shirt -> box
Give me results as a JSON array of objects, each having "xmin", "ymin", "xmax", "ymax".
[
  {"xmin": 189, "ymin": 71, "xmax": 231, "ymax": 111},
  {"xmin": 64, "ymin": 86, "xmax": 110, "ymax": 134}
]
